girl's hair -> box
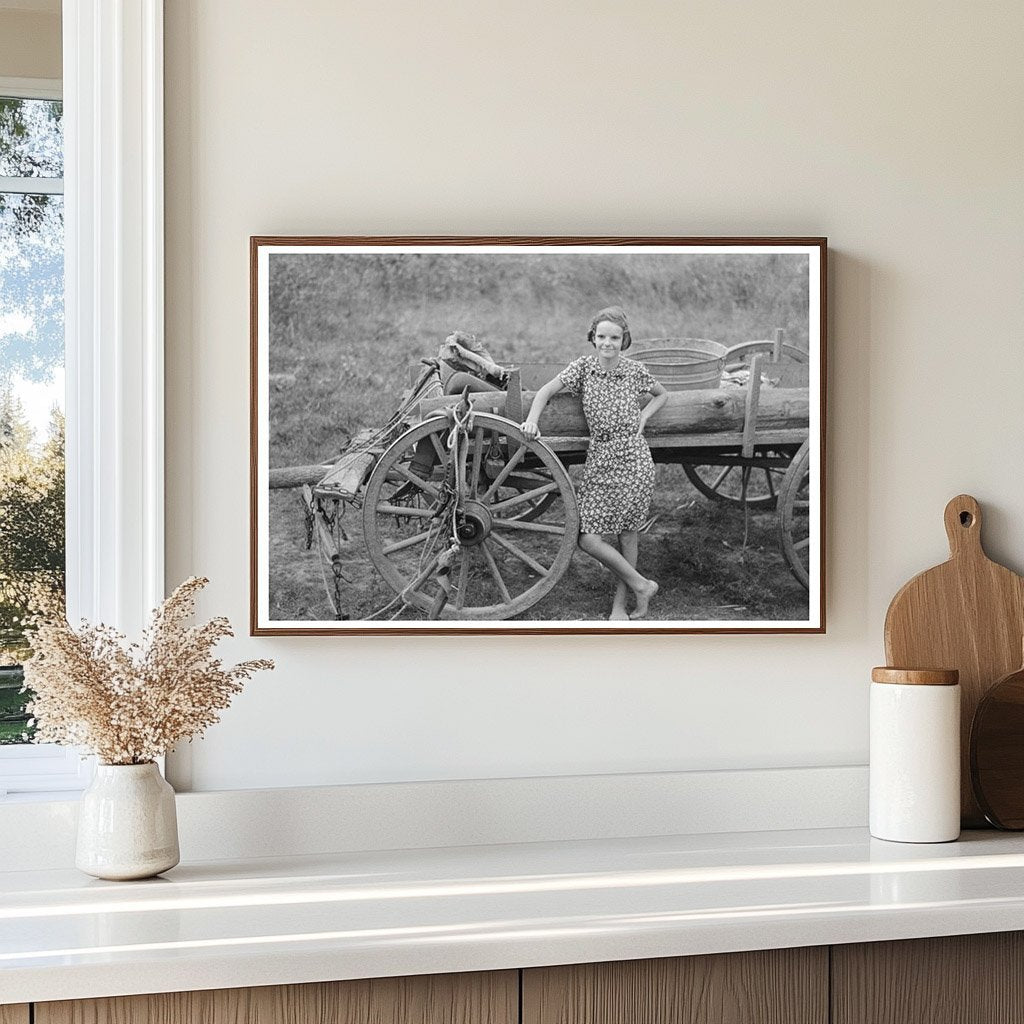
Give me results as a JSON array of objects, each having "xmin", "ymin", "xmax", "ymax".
[{"xmin": 587, "ymin": 306, "xmax": 632, "ymax": 351}]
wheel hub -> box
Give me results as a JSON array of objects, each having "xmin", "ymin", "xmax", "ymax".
[{"xmin": 455, "ymin": 500, "xmax": 492, "ymax": 547}]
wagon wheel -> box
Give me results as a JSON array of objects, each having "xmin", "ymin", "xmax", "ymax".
[
  {"xmin": 778, "ymin": 439, "xmax": 811, "ymax": 589},
  {"xmin": 683, "ymin": 458, "xmax": 786, "ymax": 510},
  {"xmin": 363, "ymin": 412, "xmax": 579, "ymax": 620}
]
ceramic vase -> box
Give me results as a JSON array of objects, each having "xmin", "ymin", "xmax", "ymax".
[{"xmin": 76, "ymin": 762, "xmax": 180, "ymax": 880}]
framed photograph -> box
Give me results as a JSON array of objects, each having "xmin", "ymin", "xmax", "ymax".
[{"xmin": 251, "ymin": 236, "xmax": 826, "ymax": 635}]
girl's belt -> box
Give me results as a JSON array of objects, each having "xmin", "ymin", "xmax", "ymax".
[{"xmin": 591, "ymin": 430, "xmax": 635, "ymax": 442}]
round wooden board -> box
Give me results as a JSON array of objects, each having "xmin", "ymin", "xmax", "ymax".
[{"xmin": 971, "ymin": 664, "xmax": 1024, "ymax": 829}]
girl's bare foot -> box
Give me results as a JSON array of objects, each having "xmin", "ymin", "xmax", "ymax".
[
  {"xmin": 629, "ymin": 579, "xmax": 659, "ymax": 619},
  {"xmin": 609, "ymin": 604, "xmax": 629, "ymax": 620}
]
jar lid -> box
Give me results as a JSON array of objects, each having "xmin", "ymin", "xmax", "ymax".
[{"xmin": 871, "ymin": 667, "xmax": 959, "ymax": 686}]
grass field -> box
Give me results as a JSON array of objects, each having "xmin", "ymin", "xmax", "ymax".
[{"xmin": 265, "ymin": 251, "xmax": 811, "ymax": 623}]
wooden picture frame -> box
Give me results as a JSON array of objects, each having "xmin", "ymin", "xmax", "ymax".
[{"xmin": 251, "ymin": 236, "xmax": 826, "ymax": 635}]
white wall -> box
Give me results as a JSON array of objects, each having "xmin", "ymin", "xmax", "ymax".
[{"xmin": 163, "ymin": 0, "xmax": 1024, "ymax": 792}]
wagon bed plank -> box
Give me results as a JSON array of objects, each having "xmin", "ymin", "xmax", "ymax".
[
  {"xmin": 531, "ymin": 429, "xmax": 808, "ymax": 453},
  {"xmin": 419, "ymin": 387, "xmax": 808, "ymax": 439},
  {"xmin": 317, "ymin": 450, "xmax": 376, "ymax": 498}
]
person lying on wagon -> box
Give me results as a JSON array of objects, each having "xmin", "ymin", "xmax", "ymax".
[
  {"xmin": 407, "ymin": 331, "xmax": 508, "ymax": 480},
  {"xmin": 438, "ymin": 330, "xmax": 508, "ymax": 394}
]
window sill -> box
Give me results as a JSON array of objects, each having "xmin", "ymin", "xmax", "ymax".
[{"xmin": 3, "ymin": 826, "xmax": 1024, "ymax": 1005}]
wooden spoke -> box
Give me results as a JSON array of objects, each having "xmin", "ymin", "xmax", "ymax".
[
  {"xmin": 382, "ymin": 530, "xmax": 432, "ymax": 556},
  {"xmin": 428, "ymin": 429, "xmax": 447, "ymax": 465},
  {"xmin": 794, "ymin": 537, "xmax": 810, "ymax": 552},
  {"xmin": 491, "ymin": 518, "xmax": 565, "ymax": 536},
  {"xmin": 391, "ymin": 461, "xmax": 441, "ymax": 500},
  {"xmin": 375, "ymin": 503, "xmax": 435, "ymax": 519},
  {"xmin": 454, "ymin": 548, "xmax": 471, "ymax": 611},
  {"xmin": 711, "ymin": 465, "xmax": 733, "ymax": 490},
  {"xmin": 489, "ymin": 480, "xmax": 560, "ymax": 514},
  {"xmin": 480, "ymin": 444, "xmax": 528, "ymax": 501},
  {"xmin": 407, "ymin": 551, "xmax": 444, "ymax": 595},
  {"xmin": 505, "ymin": 472, "xmax": 553, "ymax": 488},
  {"xmin": 684, "ymin": 460, "xmax": 781, "ymax": 511},
  {"xmin": 480, "ymin": 542, "xmax": 512, "ymax": 604},
  {"xmin": 489, "ymin": 531, "xmax": 549, "ymax": 576},
  {"xmin": 469, "ymin": 426, "xmax": 484, "ymax": 496}
]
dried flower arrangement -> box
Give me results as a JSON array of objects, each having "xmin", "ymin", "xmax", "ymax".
[{"xmin": 23, "ymin": 577, "xmax": 273, "ymax": 765}]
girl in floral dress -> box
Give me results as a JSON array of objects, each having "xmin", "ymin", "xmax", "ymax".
[{"xmin": 522, "ymin": 307, "xmax": 668, "ymax": 620}]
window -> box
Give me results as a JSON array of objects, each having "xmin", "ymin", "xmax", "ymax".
[{"xmin": 0, "ymin": 79, "xmax": 82, "ymax": 794}]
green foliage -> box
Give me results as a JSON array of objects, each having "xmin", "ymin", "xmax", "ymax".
[
  {"xmin": 0, "ymin": 96, "xmax": 62, "ymax": 182},
  {"xmin": 0, "ymin": 664, "xmax": 30, "ymax": 743},
  {"xmin": 0, "ymin": 394, "xmax": 64, "ymax": 743},
  {"xmin": 0, "ymin": 392, "xmax": 65, "ymax": 664},
  {"xmin": 0, "ymin": 96, "xmax": 63, "ymax": 242}
]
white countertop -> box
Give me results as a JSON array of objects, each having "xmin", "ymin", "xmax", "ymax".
[{"xmin": 4, "ymin": 826, "xmax": 1024, "ymax": 1005}]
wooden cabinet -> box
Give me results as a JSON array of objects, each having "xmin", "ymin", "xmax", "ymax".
[
  {"xmin": 522, "ymin": 948, "xmax": 828, "ymax": 1024},
  {"xmin": 13, "ymin": 933, "xmax": 1024, "ymax": 1023},
  {"xmin": 34, "ymin": 972, "xmax": 517, "ymax": 1024},
  {"xmin": 832, "ymin": 932, "xmax": 1024, "ymax": 1024}
]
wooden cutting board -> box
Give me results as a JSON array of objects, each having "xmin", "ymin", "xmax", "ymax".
[{"xmin": 884, "ymin": 494, "xmax": 1024, "ymax": 826}]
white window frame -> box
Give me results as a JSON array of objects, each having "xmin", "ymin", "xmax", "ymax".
[{"xmin": 0, "ymin": 1, "xmax": 164, "ymax": 797}]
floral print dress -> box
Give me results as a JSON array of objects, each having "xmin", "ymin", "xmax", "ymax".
[{"xmin": 557, "ymin": 355, "xmax": 658, "ymax": 534}]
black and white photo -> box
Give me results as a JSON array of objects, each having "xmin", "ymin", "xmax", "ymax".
[{"xmin": 251, "ymin": 237, "xmax": 825, "ymax": 634}]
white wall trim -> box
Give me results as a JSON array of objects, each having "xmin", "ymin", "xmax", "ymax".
[
  {"xmin": 0, "ymin": 765, "xmax": 869, "ymax": 870},
  {"xmin": 63, "ymin": 0, "xmax": 164, "ymax": 635},
  {"xmin": 0, "ymin": 75, "xmax": 62, "ymax": 100}
]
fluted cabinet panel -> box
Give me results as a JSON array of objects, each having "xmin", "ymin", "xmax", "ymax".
[
  {"xmin": 35, "ymin": 972, "xmax": 518, "ymax": 1024},
  {"xmin": 832, "ymin": 933, "xmax": 1024, "ymax": 1024},
  {"xmin": 523, "ymin": 948, "xmax": 828, "ymax": 1024}
]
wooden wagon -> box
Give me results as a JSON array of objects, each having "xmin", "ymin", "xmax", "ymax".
[{"xmin": 275, "ymin": 334, "xmax": 812, "ymax": 621}]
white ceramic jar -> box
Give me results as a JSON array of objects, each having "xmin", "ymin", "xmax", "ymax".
[
  {"xmin": 870, "ymin": 667, "xmax": 961, "ymax": 843},
  {"xmin": 76, "ymin": 762, "xmax": 180, "ymax": 880}
]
